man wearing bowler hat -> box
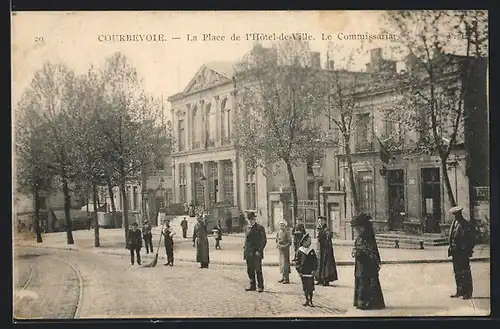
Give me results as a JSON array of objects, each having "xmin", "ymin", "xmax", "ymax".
[
  {"xmin": 448, "ymin": 205, "xmax": 477, "ymax": 299},
  {"xmin": 243, "ymin": 211, "xmax": 267, "ymax": 292}
]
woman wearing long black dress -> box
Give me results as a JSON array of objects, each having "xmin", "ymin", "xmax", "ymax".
[
  {"xmin": 350, "ymin": 213, "xmax": 385, "ymax": 310},
  {"xmin": 314, "ymin": 216, "xmax": 338, "ymax": 286}
]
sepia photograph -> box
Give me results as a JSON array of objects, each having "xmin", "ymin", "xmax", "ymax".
[{"xmin": 11, "ymin": 10, "xmax": 490, "ymax": 319}]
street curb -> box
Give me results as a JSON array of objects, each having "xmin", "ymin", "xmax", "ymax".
[{"xmin": 14, "ymin": 243, "xmax": 490, "ymax": 267}]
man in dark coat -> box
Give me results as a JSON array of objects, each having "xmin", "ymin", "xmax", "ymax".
[
  {"xmin": 238, "ymin": 212, "xmax": 246, "ymax": 232},
  {"xmin": 225, "ymin": 209, "xmax": 233, "ymax": 234},
  {"xmin": 243, "ymin": 212, "xmax": 267, "ymax": 292},
  {"xmin": 193, "ymin": 214, "xmax": 210, "ymax": 268},
  {"xmin": 180, "ymin": 217, "xmax": 188, "ymax": 239},
  {"xmin": 128, "ymin": 222, "xmax": 142, "ymax": 265},
  {"xmin": 142, "ymin": 220, "xmax": 153, "ymax": 254},
  {"xmin": 448, "ymin": 206, "xmax": 477, "ymax": 299}
]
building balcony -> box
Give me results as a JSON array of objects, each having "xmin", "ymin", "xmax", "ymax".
[{"xmin": 355, "ymin": 142, "xmax": 373, "ymax": 153}]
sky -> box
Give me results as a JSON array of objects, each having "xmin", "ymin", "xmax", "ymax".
[{"xmin": 12, "ymin": 11, "xmax": 406, "ymax": 120}]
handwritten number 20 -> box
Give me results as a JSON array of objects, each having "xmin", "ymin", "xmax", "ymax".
[{"xmin": 34, "ymin": 37, "xmax": 44, "ymax": 43}]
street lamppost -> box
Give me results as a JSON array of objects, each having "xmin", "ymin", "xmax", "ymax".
[
  {"xmin": 312, "ymin": 160, "xmax": 322, "ymax": 218},
  {"xmin": 156, "ymin": 178, "xmax": 165, "ymax": 226}
]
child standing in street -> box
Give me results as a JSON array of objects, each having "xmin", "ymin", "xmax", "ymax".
[
  {"xmin": 295, "ymin": 233, "xmax": 318, "ymax": 307},
  {"xmin": 213, "ymin": 220, "xmax": 222, "ymax": 249}
]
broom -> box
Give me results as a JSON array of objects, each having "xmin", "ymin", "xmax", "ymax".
[{"xmin": 143, "ymin": 220, "xmax": 165, "ymax": 268}]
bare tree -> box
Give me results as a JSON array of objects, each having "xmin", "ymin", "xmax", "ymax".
[
  {"xmin": 96, "ymin": 53, "xmax": 172, "ymax": 245},
  {"xmin": 233, "ymin": 41, "xmax": 326, "ymax": 224},
  {"xmin": 316, "ymin": 42, "xmax": 389, "ymax": 217},
  {"xmin": 383, "ymin": 10, "xmax": 488, "ymax": 207}
]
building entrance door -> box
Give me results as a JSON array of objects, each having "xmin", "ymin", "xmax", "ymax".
[
  {"xmin": 421, "ymin": 168, "xmax": 441, "ymax": 233},
  {"xmin": 387, "ymin": 169, "xmax": 405, "ymax": 231}
]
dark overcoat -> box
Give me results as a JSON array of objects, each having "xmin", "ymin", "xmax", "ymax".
[
  {"xmin": 128, "ymin": 228, "xmax": 143, "ymax": 249},
  {"xmin": 193, "ymin": 221, "xmax": 210, "ymax": 264},
  {"xmin": 243, "ymin": 223, "xmax": 267, "ymax": 260}
]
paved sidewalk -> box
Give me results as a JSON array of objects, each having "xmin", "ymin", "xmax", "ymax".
[{"xmin": 14, "ymin": 228, "xmax": 490, "ymax": 267}]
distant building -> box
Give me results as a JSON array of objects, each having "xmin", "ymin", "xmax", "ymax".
[{"xmin": 168, "ymin": 46, "xmax": 488, "ymax": 238}]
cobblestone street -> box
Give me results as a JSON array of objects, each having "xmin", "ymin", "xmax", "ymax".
[{"xmin": 13, "ymin": 244, "xmax": 489, "ymax": 319}]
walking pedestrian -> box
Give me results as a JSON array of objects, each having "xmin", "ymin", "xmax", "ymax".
[
  {"xmin": 292, "ymin": 222, "xmax": 306, "ymax": 262},
  {"xmin": 238, "ymin": 211, "xmax": 246, "ymax": 232},
  {"xmin": 296, "ymin": 233, "xmax": 318, "ymax": 307},
  {"xmin": 351, "ymin": 213, "xmax": 385, "ymax": 310},
  {"xmin": 276, "ymin": 219, "xmax": 292, "ymax": 284},
  {"xmin": 225, "ymin": 209, "xmax": 233, "ymax": 234},
  {"xmin": 315, "ymin": 216, "xmax": 338, "ymax": 286},
  {"xmin": 142, "ymin": 220, "xmax": 153, "ymax": 254},
  {"xmin": 127, "ymin": 222, "xmax": 142, "ymax": 265},
  {"xmin": 448, "ymin": 206, "xmax": 477, "ymax": 299},
  {"xmin": 193, "ymin": 214, "xmax": 210, "ymax": 268},
  {"xmin": 162, "ymin": 219, "xmax": 175, "ymax": 266},
  {"xmin": 213, "ymin": 220, "xmax": 223, "ymax": 249},
  {"xmin": 180, "ymin": 217, "xmax": 188, "ymax": 239},
  {"xmin": 243, "ymin": 211, "xmax": 267, "ymax": 292}
]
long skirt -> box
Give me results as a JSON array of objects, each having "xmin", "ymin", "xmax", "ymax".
[
  {"xmin": 315, "ymin": 243, "xmax": 338, "ymax": 284},
  {"xmin": 195, "ymin": 237, "xmax": 210, "ymax": 264},
  {"xmin": 353, "ymin": 276, "xmax": 385, "ymax": 309},
  {"xmin": 278, "ymin": 247, "xmax": 291, "ymax": 276}
]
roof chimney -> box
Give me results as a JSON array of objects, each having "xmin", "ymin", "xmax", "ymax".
[{"xmin": 310, "ymin": 52, "xmax": 321, "ymax": 69}]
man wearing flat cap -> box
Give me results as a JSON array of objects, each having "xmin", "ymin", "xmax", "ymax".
[
  {"xmin": 448, "ymin": 205, "xmax": 477, "ymax": 299},
  {"xmin": 243, "ymin": 211, "xmax": 267, "ymax": 292}
]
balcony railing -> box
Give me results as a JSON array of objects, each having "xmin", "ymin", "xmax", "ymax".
[{"xmin": 355, "ymin": 141, "xmax": 373, "ymax": 152}]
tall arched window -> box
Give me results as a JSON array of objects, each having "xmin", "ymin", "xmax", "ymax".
[
  {"xmin": 192, "ymin": 106, "xmax": 198, "ymax": 148},
  {"xmin": 220, "ymin": 98, "xmax": 227, "ymax": 144},
  {"xmin": 205, "ymin": 103, "xmax": 214, "ymax": 147}
]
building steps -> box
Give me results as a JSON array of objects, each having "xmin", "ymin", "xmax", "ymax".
[{"xmin": 375, "ymin": 232, "xmax": 448, "ymax": 249}]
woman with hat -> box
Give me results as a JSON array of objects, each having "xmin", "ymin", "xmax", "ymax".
[
  {"xmin": 314, "ymin": 216, "xmax": 338, "ymax": 286},
  {"xmin": 193, "ymin": 213, "xmax": 210, "ymax": 268},
  {"xmin": 350, "ymin": 213, "xmax": 385, "ymax": 310},
  {"xmin": 276, "ymin": 218, "xmax": 292, "ymax": 284}
]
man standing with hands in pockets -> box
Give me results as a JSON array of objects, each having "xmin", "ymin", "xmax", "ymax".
[{"xmin": 243, "ymin": 211, "xmax": 267, "ymax": 293}]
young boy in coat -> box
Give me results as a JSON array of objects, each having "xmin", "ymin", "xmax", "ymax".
[{"xmin": 295, "ymin": 233, "xmax": 318, "ymax": 307}]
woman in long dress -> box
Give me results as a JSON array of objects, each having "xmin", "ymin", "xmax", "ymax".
[
  {"xmin": 193, "ymin": 214, "xmax": 210, "ymax": 268},
  {"xmin": 315, "ymin": 216, "xmax": 338, "ymax": 286},
  {"xmin": 350, "ymin": 213, "xmax": 385, "ymax": 310},
  {"xmin": 276, "ymin": 219, "xmax": 292, "ymax": 284}
]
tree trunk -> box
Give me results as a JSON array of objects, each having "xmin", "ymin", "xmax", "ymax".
[
  {"xmin": 33, "ymin": 190, "xmax": 43, "ymax": 243},
  {"xmin": 440, "ymin": 157, "xmax": 457, "ymax": 207},
  {"xmin": 120, "ymin": 180, "xmax": 129, "ymax": 247},
  {"xmin": 284, "ymin": 160, "xmax": 299, "ymax": 226},
  {"xmin": 107, "ymin": 179, "xmax": 119, "ymax": 228},
  {"xmin": 92, "ymin": 182, "xmax": 100, "ymax": 247},
  {"xmin": 62, "ymin": 178, "xmax": 75, "ymax": 244},
  {"xmin": 345, "ymin": 144, "xmax": 361, "ymax": 216}
]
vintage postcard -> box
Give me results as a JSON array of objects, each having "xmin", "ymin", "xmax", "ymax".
[{"xmin": 11, "ymin": 10, "xmax": 490, "ymax": 319}]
